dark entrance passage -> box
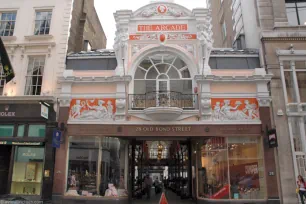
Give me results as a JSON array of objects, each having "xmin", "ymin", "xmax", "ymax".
[
  {"xmin": 0, "ymin": 146, "xmax": 12, "ymax": 195},
  {"xmin": 129, "ymin": 140, "xmax": 194, "ymax": 203}
]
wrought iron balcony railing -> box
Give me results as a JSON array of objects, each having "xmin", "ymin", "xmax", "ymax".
[{"xmin": 129, "ymin": 91, "xmax": 198, "ymax": 110}]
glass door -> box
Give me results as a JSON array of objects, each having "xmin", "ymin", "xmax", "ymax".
[{"xmin": 157, "ymin": 79, "xmax": 169, "ymax": 106}]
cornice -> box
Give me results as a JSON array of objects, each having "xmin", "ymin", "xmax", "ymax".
[
  {"xmin": 0, "ymin": 96, "xmax": 56, "ymax": 104},
  {"xmin": 58, "ymin": 75, "xmax": 132, "ymax": 83},
  {"xmin": 194, "ymin": 74, "xmax": 273, "ymax": 83}
]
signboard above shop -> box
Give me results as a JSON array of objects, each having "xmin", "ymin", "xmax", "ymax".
[{"xmin": 137, "ymin": 24, "xmax": 188, "ymax": 32}]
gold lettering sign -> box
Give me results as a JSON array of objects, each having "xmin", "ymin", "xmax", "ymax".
[{"xmin": 135, "ymin": 126, "xmax": 191, "ymax": 132}]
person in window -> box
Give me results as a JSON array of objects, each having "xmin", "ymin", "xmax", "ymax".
[{"xmin": 297, "ymin": 175, "xmax": 306, "ymax": 204}]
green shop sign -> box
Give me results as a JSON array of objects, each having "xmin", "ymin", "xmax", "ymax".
[{"xmin": 0, "ymin": 141, "xmax": 44, "ymax": 145}]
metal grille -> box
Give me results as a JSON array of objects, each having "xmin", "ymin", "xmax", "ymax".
[
  {"xmin": 0, "ymin": 12, "xmax": 16, "ymax": 36},
  {"xmin": 34, "ymin": 11, "xmax": 52, "ymax": 35},
  {"xmin": 24, "ymin": 56, "xmax": 45, "ymax": 95}
]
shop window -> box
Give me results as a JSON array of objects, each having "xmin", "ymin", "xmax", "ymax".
[
  {"xmin": 17, "ymin": 124, "xmax": 25, "ymax": 137},
  {"xmin": 10, "ymin": 147, "xmax": 44, "ymax": 195},
  {"xmin": 66, "ymin": 136, "xmax": 128, "ymax": 198},
  {"xmin": 0, "ymin": 125, "xmax": 14, "ymax": 137},
  {"xmin": 228, "ymin": 137, "xmax": 266, "ymax": 199},
  {"xmin": 28, "ymin": 125, "xmax": 45, "ymax": 137},
  {"xmin": 197, "ymin": 137, "xmax": 266, "ymax": 200}
]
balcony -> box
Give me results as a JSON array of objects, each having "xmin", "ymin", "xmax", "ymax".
[{"xmin": 129, "ymin": 91, "xmax": 198, "ymax": 121}]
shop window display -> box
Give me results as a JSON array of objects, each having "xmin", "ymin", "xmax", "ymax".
[
  {"xmin": 197, "ymin": 137, "xmax": 266, "ymax": 200},
  {"xmin": 10, "ymin": 147, "xmax": 44, "ymax": 195},
  {"xmin": 66, "ymin": 136, "xmax": 128, "ymax": 198},
  {"xmin": 0, "ymin": 125, "xmax": 14, "ymax": 137}
]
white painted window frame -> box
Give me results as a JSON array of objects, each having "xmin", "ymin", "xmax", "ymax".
[
  {"xmin": 279, "ymin": 54, "xmax": 306, "ymax": 179},
  {"xmin": 0, "ymin": 11, "xmax": 17, "ymax": 36}
]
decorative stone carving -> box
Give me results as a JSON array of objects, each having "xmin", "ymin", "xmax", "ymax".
[
  {"xmin": 211, "ymin": 99, "xmax": 260, "ymax": 121},
  {"xmin": 69, "ymin": 99, "xmax": 116, "ymax": 121},
  {"xmin": 116, "ymin": 99, "xmax": 126, "ymax": 114},
  {"xmin": 129, "ymin": 33, "xmax": 196, "ymax": 41},
  {"xmin": 132, "ymin": 44, "xmax": 149, "ymax": 56},
  {"xmin": 138, "ymin": 4, "xmax": 187, "ymax": 18},
  {"xmin": 257, "ymin": 98, "xmax": 271, "ymax": 107},
  {"xmin": 113, "ymin": 26, "xmax": 129, "ymax": 74},
  {"xmin": 178, "ymin": 44, "xmax": 195, "ymax": 56}
]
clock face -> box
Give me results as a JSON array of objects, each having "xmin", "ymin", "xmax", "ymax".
[{"xmin": 157, "ymin": 5, "xmax": 167, "ymax": 14}]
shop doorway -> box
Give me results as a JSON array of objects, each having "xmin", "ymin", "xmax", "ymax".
[
  {"xmin": 130, "ymin": 140, "xmax": 194, "ymax": 203},
  {"xmin": 0, "ymin": 146, "xmax": 12, "ymax": 195}
]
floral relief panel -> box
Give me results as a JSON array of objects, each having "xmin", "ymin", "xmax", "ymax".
[
  {"xmin": 211, "ymin": 98, "xmax": 260, "ymax": 121},
  {"xmin": 69, "ymin": 99, "xmax": 116, "ymax": 121}
]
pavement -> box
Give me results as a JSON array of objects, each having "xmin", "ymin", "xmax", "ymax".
[{"xmin": 133, "ymin": 188, "xmax": 195, "ymax": 204}]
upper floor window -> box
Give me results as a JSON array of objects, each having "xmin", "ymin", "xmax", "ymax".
[
  {"xmin": 0, "ymin": 12, "xmax": 16, "ymax": 36},
  {"xmin": 286, "ymin": 0, "xmax": 306, "ymax": 25},
  {"xmin": 281, "ymin": 60, "xmax": 306, "ymax": 112},
  {"xmin": 34, "ymin": 11, "xmax": 52, "ymax": 35},
  {"xmin": 24, "ymin": 56, "xmax": 45, "ymax": 95}
]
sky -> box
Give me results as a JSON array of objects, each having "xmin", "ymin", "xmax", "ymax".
[{"xmin": 95, "ymin": 0, "xmax": 207, "ymax": 49}]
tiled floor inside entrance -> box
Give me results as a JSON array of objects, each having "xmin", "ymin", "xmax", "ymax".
[{"xmin": 133, "ymin": 188, "xmax": 195, "ymax": 204}]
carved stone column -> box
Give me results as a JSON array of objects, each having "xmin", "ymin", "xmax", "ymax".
[
  {"xmin": 193, "ymin": 8, "xmax": 213, "ymax": 75},
  {"xmin": 113, "ymin": 10, "xmax": 132, "ymax": 76}
]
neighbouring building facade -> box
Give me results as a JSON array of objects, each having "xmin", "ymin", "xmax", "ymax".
[
  {"xmin": 0, "ymin": 0, "xmax": 105, "ymax": 202},
  {"xmin": 208, "ymin": 0, "xmax": 306, "ymax": 203},
  {"xmin": 53, "ymin": 2, "xmax": 280, "ymax": 204}
]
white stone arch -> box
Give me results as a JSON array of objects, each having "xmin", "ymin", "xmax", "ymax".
[
  {"xmin": 128, "ymin": 44, "xmax": 198, "ymax": 78},
  {"xmin": 132, "ymin": 2, "xmax": 193, "ymax": 17},
  {"xmin": 128, "ymin": 45, "xmax": 198, "ymax": 94}
]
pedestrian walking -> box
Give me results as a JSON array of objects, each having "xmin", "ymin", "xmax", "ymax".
[{"xmin": 297, "ymin": 175, "xmax": 306, "ymax": 204}]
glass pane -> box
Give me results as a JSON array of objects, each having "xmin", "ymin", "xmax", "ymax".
[
  {"xmin": 170, "ymin": 80, "xmax": 192, "ymax": 94},
  {"xmin": 11, "ymin": 147, "xmax": 44, "ymax": 195},
  {"xmin": 158, "ymin": 81, "xmax": 168, "ymax": 92},
  {"xmin": 0, "ymin": 125, "xmax": 14, "ymax": 137},
  {"xmin": 168, "ymin": 67, "xmax": 180, "ymax": 79},
  {"xmin": 156, "ymin": 64, "xmax": 169, "ymax": 74},
  {"xmin": 146, "ymin": 68, "xmax": 158, "ymax": 79},
  {"xmin": 291, "ymin": 117, "xmax": 303, "ymax": 152},
  {"xmin": 228, "ymin": 137, "xmax": 266, "ymax": 199},
  {"xmin": 67, "ymin": 136, "xmax": 128, "ymax": 197},
  {"xmin": 139, "ymin": 58, "xmax": 152, "ymax": 70},
  {"xmin": 298, "ymin": 7, "xmax": 306, "ymax": 25},
  {"xmin": 158, "ymin": 74, "xmax": 168, "ymax": 79},
  {"xmin": 28, "ymin": 125, "xmax": 45, "ymax": 137},
  {"xmin": 134, "ymin": 80, "xmax": 146, "ymax": 94},
  {"xmin": 134, "ymin": 68, "xmax": 146, "ymax": 79},
  {"xmin": 286, "ymin": 8, "xmax": 299, "ymax": 25},
  {"xmin": 145, "ymin": 80, "xmax": 156, "ymax": 93},
  {"xmin": 297, "ymin": 72, "xmax": 306, "ymax": 102},
  {"xmin": 173, "ymin": 58, "xmax": 187, "ymax": 70},
  {"xmin": 181, "ymin": 69, "xmax": 191, "ymax": 78},
  {"xmin": 198, "ymin": 137, "xmax": 229, "ymax": 199},
  {"xmin": 284, "ymin": 71, "xmax": 298, "ymax": 103},
  {"xmin": 17, "ymin": 125, "xmax": 25, "ymax": 137}
]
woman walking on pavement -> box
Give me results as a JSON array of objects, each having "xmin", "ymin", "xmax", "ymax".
[{"xmin": 297, "ymin": 175, "xmax": 306, "ymax": 204}]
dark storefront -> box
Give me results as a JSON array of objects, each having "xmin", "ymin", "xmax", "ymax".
[{"xmin": 0, "ymin": 98, "xmax": 57, "ymax": 202}]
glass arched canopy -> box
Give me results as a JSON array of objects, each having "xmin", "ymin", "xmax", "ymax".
[{"xmin": 134, "ymin": 53, "xmax": 192, "ymax": 95}]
